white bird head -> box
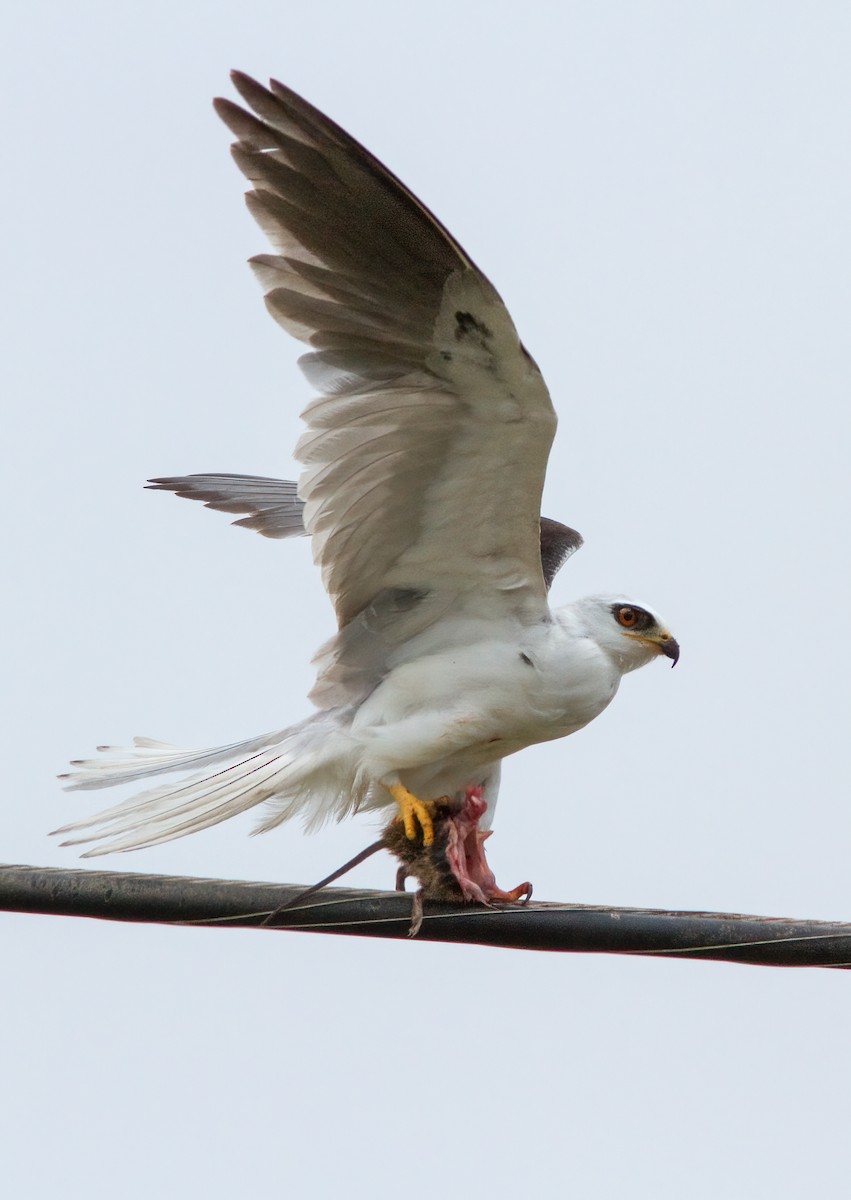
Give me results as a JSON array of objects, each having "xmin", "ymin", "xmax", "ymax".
[{"xmin": 569, "ymin": 595, "xmax": 680, "ymax": 673}]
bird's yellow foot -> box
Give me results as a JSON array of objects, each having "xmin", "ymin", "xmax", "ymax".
[{"xmin": 387, "ymin": 784, "xmax": 436, "ymax": 847}]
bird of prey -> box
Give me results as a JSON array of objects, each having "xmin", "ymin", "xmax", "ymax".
[{"xmin": 56, "ymin": 72, "xmax": 679, "ymax": 901}]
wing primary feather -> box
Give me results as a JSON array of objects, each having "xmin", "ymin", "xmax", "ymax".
[{"xmin": 146, "ymin": 475, "xmax": 306, "ymax": 540}]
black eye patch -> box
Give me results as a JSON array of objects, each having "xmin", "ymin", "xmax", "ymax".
[{"xmin": 611, "ymin": 604, "xmax": 655, "ymax": 632}]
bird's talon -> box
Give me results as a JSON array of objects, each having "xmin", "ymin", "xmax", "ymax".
[{"xmin": 388, "ymin": 784, "xmax": 437, "ymax": 847}]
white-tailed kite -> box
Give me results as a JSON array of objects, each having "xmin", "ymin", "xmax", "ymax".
[{"xmin": 56, "ymin": 73, "xmax": 679, "ymax": 902}]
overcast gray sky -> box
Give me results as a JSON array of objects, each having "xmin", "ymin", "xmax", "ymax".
[{"xmin": 4, "ymin": 2, "xmax": 851, "ymax": 1196}]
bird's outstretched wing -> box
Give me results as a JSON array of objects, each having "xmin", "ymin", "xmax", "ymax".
[
  {"xmin": 148, "ymin": 472, "xmax": 583, "ymax": 590},
  {"xmin": 216, "ymin": 73, "xmax": 558, "ymax": 630}
]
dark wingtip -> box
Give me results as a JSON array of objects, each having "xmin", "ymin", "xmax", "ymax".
[{"xmin": 229, "ymin": 70, "xmax": 268, "ymax": 108}]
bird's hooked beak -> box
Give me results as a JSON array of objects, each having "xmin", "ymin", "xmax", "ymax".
[
  {"xmin": 622, "ymin": 628, "xmax": 680, "ymax": 667},
  {"xmin": 656, "ymin": 633, "xmax": 680, "ymax": 667}
]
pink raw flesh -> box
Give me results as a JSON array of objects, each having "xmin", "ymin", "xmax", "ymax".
[{"xmin": 444, "ymin": 787, "xmax": 532, "ymax": 904}]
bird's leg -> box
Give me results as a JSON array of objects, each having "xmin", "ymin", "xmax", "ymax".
[{"xmin": 387, "ymin": 783, "xmax": 436, "ymax": 846}]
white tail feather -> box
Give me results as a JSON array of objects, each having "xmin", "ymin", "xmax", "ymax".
[
  {"xmin": 54, "ymin": 711, "xmax": 361, "ymax": 855},
  {"xmin": 60, "ymin": 730, "xmax": 289, "ymax": 790}
]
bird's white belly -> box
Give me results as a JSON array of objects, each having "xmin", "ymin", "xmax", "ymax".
[{"xmin": 350, "ymin": 624, "xmax": 620, "ymax": 794}]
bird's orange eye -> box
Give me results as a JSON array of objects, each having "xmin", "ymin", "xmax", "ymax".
[{"xmin": 617, "ymin": 607, "xmax": 638, "ymax": 628}]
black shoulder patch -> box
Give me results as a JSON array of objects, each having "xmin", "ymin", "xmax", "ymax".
[
  {"xmin": 539, "ymin": 518, "xmax": 584, "ymax": 590},
  {"xmin": 454, "ymin": 310, "xmax": 492, "ymax": 341}
]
